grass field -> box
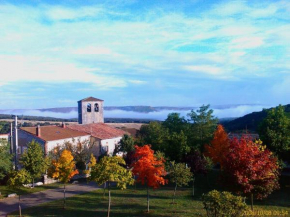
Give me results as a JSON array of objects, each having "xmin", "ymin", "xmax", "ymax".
[
  {"xmin": 0, "ymin": 182, "xmax": 63, "ymax": 199},
  {"xmin": 8, "ymin": 171, "xmax": 290, "ymax": 217}
]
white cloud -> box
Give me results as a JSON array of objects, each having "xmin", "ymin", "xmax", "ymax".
[
  {"xmin": 0, "ymin": 55, "xmax": 126, "ymax": 88},
  {"xmin": 230, "ymin": 36, "xmax": 264, "ymax": 49},
  {"xmin": 73, "ymin": 46, "xmax": 113, "ymax": 55},
  {"xmin": 184, "ymin": 65, "xmax": 223, "ymax": 75},
  {"xmin": 128, "ymin": 80, "xmax": 146, "ymax": 84},
  {"xmin": 45, "ymin": 6, "xmax": 104, "ymax": 21},
  {"xmin": 0, "ymin": 0, "xmax": 289, "ymax": 104}
]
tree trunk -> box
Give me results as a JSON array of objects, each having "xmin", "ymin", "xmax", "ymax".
[
  {"xmin": 251, "ymin": 193, "xmax": 254, "ymax": 211},
  {"xmin": 19, "ymin": 195, "xmax": 22, "ymax": 217},
  {"xmin": 192, "ymin": 177, "xmax": 195, "ymax": 197},
  {"xmin": 32, "ymin": 178, "xmax": 35, "ymax": 188},
  {"xmin": 103, "ymin": 182, "xmax": 106, "ymax": 196},
  {"xmin": 147, "ymin": 185, "xmax": 150, "ymax": 213},
  {"xmin": 172, "ymin": 183, "xmax": 177, "ymax": 204},
  {"xmin": 107, "ymin": 181, "xmax": 111, "ymax": 217},
  {"xmin": 63, "ymin": 183, "xmax": 66, "ymax": 209}
]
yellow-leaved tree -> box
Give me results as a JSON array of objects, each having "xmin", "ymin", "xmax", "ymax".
[
  {"xmin": 84, "ymin": 153, "xmax": 97, "ymax": 175},
  {"xmin": 48, "ymin": 149, "xmax": 78, "ymax": 209},
  {"xmin": 89, "ymin": 156, "xmax": 134, "ymax": 217}
]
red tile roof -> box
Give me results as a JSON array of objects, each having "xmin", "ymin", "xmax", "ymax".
[
  {"xmin": 78, "ymin": 97, "xmax": 103, "ymax": 102},
  {"xmin": 20, "ymin": 126, "xmax": 89, "ymax": 142},
  {"xmin": 67, "ymin": 123, "xmax": 128, "ymax": 140}
]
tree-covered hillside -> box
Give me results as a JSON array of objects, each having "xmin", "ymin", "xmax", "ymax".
[{"xmin": 223, "ymin": 104, "xmax": 290, "ymax": 132}]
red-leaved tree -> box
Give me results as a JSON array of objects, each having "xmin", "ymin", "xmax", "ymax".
[
  {"xmin": 131, "ymin": 145, "xmax": 167, "ymax": 213},
  {"xmin": 204, "ymin": 124, "xmax": 229, "ymax": 166},
  {"xmin": 221, "ymin": 137, "xmax": 280, "ymax": 210}
]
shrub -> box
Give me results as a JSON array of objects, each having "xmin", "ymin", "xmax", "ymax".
[{"xmin": 202, "ymin": 190, "xmax": 248, "ymax": 217}]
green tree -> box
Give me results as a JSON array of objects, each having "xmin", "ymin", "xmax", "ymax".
[
  {"xmin": 166, "ymin": 131, "xmax": 190, "ymax": 162},
  {"xmin": 168, "ymin": 161, "xmax": 193, "ymax": 203},
  {"xmin": 202, "ymin": 190, "xmax": 248, "ymax": 217},
  {"xmin": 19, "ymin": 140, "xmax": 49, "ymax": 187},
  {"xmin": 137, "ymin": 122, "xmax": 169, "ymax": 152},
  {"xmin": 0, "ymin": 121, "xmax": 10, "ymax": 134},
  {"xmin": 114, "ymin": 134, "xmax": 135, "ymax": 155},
  {"xmin": 258, "ymin": 105, "xmax": 290, "ymax": 160},
  {"xmin": 187, "ymin": 105, "xmax": 218, "ymax": 151},
  {"xmin": 7, "ymin": 169, "xmax": 31, "ymax": 217},
  {"xmin": 162, "ymin": 113, "xmax": 189, "ymax": 134},
  {"xmin": 90, "ymin": 156, "xmax": 134, "ymax": 217},
  {"xmin": 0, "ymin": 140, "xmax": 13, "ymax": 181}
]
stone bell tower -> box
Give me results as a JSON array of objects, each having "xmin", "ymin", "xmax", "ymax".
[{"xmin": 78, "ymin": 97, "xmax": 104, "ymax": 124}]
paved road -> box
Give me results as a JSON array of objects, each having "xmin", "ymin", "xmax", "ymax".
[{"xmin": 0, "ymin": 182, "xmax": 99, "ymax": 217}]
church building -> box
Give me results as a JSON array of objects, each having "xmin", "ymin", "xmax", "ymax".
[{"xmin": 18, "ymin": 97, "xmax": 128, "ymax": 158}]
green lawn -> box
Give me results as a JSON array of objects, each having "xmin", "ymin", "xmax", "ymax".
[
  {"xmin": 8, "ymin": 172, "xmax": 290, "ymax": 217},
  {"xmin": 0, "ymin": 182, "xmax": 63, "ymax": 199}
]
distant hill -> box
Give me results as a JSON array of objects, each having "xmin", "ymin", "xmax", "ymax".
[
  {"xmin": 0, "ymin": 113, "xmax": 154, "ymax": 124},
  {"xmin": 223, "ymin": 104, "xmax": 290, "ymax": 133},
  {"xmin": 0, "ymin": 104, "xmax": 261, "ymax": 114}
]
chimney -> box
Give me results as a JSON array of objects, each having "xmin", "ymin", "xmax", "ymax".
[
  {"xmin": 62, "ymin": 122, "xmax": 66, "ymax": 128},
  {"xmin": 36, "ymin": 125, "xmax": 41, "ymax": 137}
]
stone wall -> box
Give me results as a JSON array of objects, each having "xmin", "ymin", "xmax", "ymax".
[{"xmin": 78, "ymin": 100, "xmax": 104, "ymax": 124}]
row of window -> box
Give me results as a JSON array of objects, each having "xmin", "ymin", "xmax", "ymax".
[{"xmin": 87, "ymin": 103, "xmax": 99, "ymax": 112}]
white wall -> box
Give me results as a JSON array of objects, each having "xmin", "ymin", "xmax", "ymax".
[
  {"xmin": 0, "ymin": 134, "xmax": 9, "ymax": 141},
  {"xmin": 100, "ymin": 136, "xmax": 122, "ymax": 155},
  {"xmin": 46, "ymin": 135, "xmax": 91, "ymax": 153}
]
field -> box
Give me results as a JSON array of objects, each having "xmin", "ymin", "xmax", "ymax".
[
  {"xmin": 0, "ymin": 183, "xmax": 63, "ymax": 200},
  {"xmin": 8, "ymin": 171, "xmax": 290, "ymax": 217}
]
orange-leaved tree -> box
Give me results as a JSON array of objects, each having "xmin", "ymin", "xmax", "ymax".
[
  {"xmin": 131, "ymin": 145, "xmax": 167, "ymax": 213},
  {"xmin": 48, "ymin": 149, "xmax": 78, "ymax": 209},
  {"xmin": 204, "ymin": 124, "xmax": 229, "ymax": 166},
  {"xmin": 221, "ymin": 137, "xmax": 280, "ymax": 210}
]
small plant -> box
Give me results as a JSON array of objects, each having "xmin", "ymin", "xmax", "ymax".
[{"xmin": 202, "ymin": 190, "xmax": 247, "ymax": 217}]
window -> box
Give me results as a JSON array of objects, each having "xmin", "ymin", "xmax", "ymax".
[
  {"xmin": 94, "ymin": 103, "xmax": 99, "ymax": 112},
  {"xmin": 101, "ymin": 146, "xmax": 108, "ymax": 154},
  {"xmin": 87, "ymin": 103, "xmax": 91, "ymax": 112}
]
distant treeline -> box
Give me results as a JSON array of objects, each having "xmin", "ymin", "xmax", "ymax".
[{"xmin": 0, "ymin": 114, "xmax": 76, "ymax": 122}]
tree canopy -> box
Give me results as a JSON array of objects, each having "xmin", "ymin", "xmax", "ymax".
[
  {"xmin": 204, "ymin": 124, "xmax": 229, "ymax": 166},
  {"xmin": 19, "ymin": 140, "xmax": 48, "ymax": 186},
  {"xmin": 221, "ymin": 137, "xmax": 280, "ymax": 200},
  {"xmin": 90, "ymin": 156, "xmax": 134, "ymax": 189},
  {"xmin": 258, "ymin": 105, "xmax": 290, "ymax": 161},
  {"xmin": 48, "ymin": 149, "xmax": 78, "ymax": 183},
  {"xmin": 131, "ymin": 145, "xmax": 167, "ymax": 188},
  {"xmin": 114, "ymin": 134, "xmax": 135, "ymax": 155},
  {"xmin": 90, "ymin": 156, "xmax": 134, "ymax": 217},
  {"xmin": 187, "ymin": 104, "xmax": 218, "ymax": 150},
  {"xmin": 0, "ymin": 140, "xmax": 13, "ymax": 181}
]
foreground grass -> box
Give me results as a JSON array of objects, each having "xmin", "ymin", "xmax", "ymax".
[
  {"xmin": 0, "ymin": 182, "xmax": 63, "ymax": 199},
  {"xmin": 8, "ymin": 172, "xmax": 290, "ymax": 217},
  {"xmin": 9, "ymin": 187, "xmax": 206, "ymax": 217}
]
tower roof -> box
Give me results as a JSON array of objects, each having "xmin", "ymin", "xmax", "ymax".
[{"xmin": 78, "ymin": 97, "xmax": 104, "ymax": 102}]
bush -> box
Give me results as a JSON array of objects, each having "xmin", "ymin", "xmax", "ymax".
[{"xmin": 202, "ymin": 190, "xmax": 248, "ymax": 217}]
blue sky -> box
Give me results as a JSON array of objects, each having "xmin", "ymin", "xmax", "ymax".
[{"xmin": 0, "ymin": 0, "xmax": 289, "ymax": 109}]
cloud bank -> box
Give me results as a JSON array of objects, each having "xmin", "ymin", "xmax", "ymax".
[{"xmin": 0, "ymin": 0, "xmax": 289, "ymax": 108}]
